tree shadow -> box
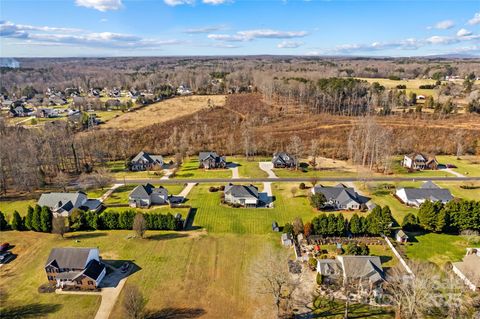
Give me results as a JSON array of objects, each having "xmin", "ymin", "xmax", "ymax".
[
  {"xmin": 66, "ymin": 232, "xmax": 108, "ymax": 240},
  {"xmin": 0, "ymin": 303, "xmax": 62, "ymax": 318},
  {"xmin": 145, "ymin": 307, "xmax": 206, "ymax": 319},
  {"xmin": 147, "ymin": 233, "xmax": 189, "ymax": 241}
]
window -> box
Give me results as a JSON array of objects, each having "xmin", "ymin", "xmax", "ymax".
[{"xmin": 87, "ymin": 281, "xmax": 94, "ymax": 285}]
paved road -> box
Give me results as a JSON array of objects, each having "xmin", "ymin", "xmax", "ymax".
[{"xmin": 115, "ymin": 176, "xmax": 480, "ymax": 184}]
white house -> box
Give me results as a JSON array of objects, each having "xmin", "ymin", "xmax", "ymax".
[
  {"xmin": 395, "ymin": 181, "xmax": 453, "ymax": 207},
  {"xmin": 128, "ymin": 184, "xmax": 169, "ymax": 208},
  {"xmin": 224, "ymin": 184, "xmax": 259, "ymax": 207},
  {"xmin": 37, "ymin": 191, "xmax": 102, "ymax": 217}
]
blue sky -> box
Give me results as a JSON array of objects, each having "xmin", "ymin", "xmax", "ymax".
[{"xmin": 0, "ymin": 0, "xmax": 479, "ymax": 57}]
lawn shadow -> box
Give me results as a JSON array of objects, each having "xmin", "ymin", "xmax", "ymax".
[
  {"xmin": 147, "ymin": 233, "xmax": 189, "ymax": 241},
  {"xmin": 145, "ymin": 308, "xmax": 206, "ymax": 319},
  {"xmin": 66, "ymin": 232, "xmax": 108, "ymax": 240},
  {"xmin": 183, "ymin": 208, "xmax": 202, "ymax": 230},
  {"xmin": 0, "ymin": 303, "xmax": 62, "ymax": 318}
]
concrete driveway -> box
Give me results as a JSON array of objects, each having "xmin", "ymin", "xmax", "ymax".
[
  {"xmin": 441, "ymin": 168, "xmax": 465, "ymax": 178},
  {"xmin": 259, "ymin": 162, "xmax": 278, "ymax": 179},
  {"xmin": 98, "ymin": 183, "xmax": 123, "ymax": 203},
  {"xmin": 227, "ymin": 163, "xmax": 240, "ymax": 179},
  {"xmin": 94, "ymin": 267, "xmax": 129, "ymax": 319}
]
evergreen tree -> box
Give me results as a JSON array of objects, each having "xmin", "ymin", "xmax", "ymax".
[
  {"xmin": 25, "ymin": 205, "xmax": 34, "ymax": 230},
  {"xmin": 349, "ymin": 213, "xmax": 362, "ymax": 235},
  {"xmin": 31, "ymin": 205, "xmax": 42, "ymax": 231},
  {"xmin": 40, "ymin": 206, "xmax": 52, "ymax": 232},
  {"xmin": 0, "ymin": 212, "xmax": 8, "ymax": 231},
  {"xmin": 402, "ymin": 213, "xmax": 420, "ymax": 231},
  {"xmin": 336, "ymin": 214, "xmax": 345, "ymax": 236},
  {"xmin": 11, "ymin": 211, "xmax": 23, "ymax": 230}
]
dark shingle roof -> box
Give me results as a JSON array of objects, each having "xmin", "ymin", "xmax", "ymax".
[
  {"xmin": 339, "ymin": 256, "xmax": 384, "ymax": 283},
  {"xmin": 199, "ymin": 151, "xmax": 225, "ymax": 163},
  {"xmin": 45, "ymin": 248, "xmax": 97, "ymax": 269},
  {"xmin": 313, "ymin": 185, "xmax": 362, "ymax": 206},
  {"xmin": 129, "ymin": 184, "xmax": 167, "ymax": 199},
  {"xmin": 38, "ymin": 192, "xmax": 87, "ymax": 211},
  {"xmin": 224, "ymin": 184, "xmax": 259, "ymax": 199},
  {"xmin": 272, "ymin": 152, "xmax": 296, "ymax": 165}
]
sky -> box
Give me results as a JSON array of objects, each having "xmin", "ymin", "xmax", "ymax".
[{"xmin": 0, "ymin": 0, "xmax": 479, "ymax": 57}]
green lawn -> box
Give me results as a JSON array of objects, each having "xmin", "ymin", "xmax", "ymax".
[
  {"xmin": 187, "ymin": 183, "xmax": 319, "ymax": 234},
  {"xmin": 0, "ymin": 230, "xmax": 280, "ymax": 319},
  {"xmin": 0, "ymin": 199, "xmax": 38, "ymax": 218},
  {"xmin": 173, "ymin": 158, "xmax": 232, "ymax": 179},
  {"xmin": 390, "ymin": 157, "xmax": 454, "ymax": 177},
  {"xmin": 230, "ymin": 156, "xmax": 270, "ymax": 178},
  {"xmin": 436, "ymin": 155, "xmax": 480, "ymax": 176},
  {"xmin": 404, "ymin": 232, "xmax": 474, "ymax": 265},
  {"xmin": 436, "ymin": 182, "xmax": 480, "ymax": 200}
]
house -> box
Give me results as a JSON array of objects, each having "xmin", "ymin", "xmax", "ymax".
[
  {"xmin": 395, "ymin": 229, "xmax": 409, "ymax": 243},
  {"xmin": 402, "ymin": 153, "xmax": 438, "ymax": 170},
  {"xmin": 317, "ymin": 255, "xmax": 384, "ymax": 286},
  {"xmin": 452, "ymin": 249, "xmax": 480, "ymax": 291},
  {"xmin": 177, "ymin": 85, "xmax": 192, "ymax": 95},
  {"xmin": 45, "ymin": 247, "xmax": 106, "ymax": 290},
  {"xmin": 36, "ymin": 108, "xmax": 59, "ymax": 118},
  {"xmin": 272, "ymin": 152, "xmax": 297, "ymax": 168},
  {"xmin": 37, "ymin": 191, "xmax": 102, "ymax": 217},
  {"xmin": 128, "ymin": 184, "xmax": 169, "ymax": 208},
  {"xmin": 9, "ymin": 105, "xmax": 33, "ymax": 117},
  {"xmin": 199, "ymin": 152, "xmax": 226, "ymax": 169},
  {"xmin": 281, "ymin": 233, "xmax": 293, "ymax": 246},
  {"xmin": 311, "ymin": 184, "xmax": 365, "ymax": 210},
  {"xmin": 395, "ymin": 181, "xmax": 453, "ymax": 207},
  {"xmin": 129, "ymin": 151, "xmax": 164, "ymax": 171},
  {"xmin": 224, "ymin": 183, "xmax": 259, "ymax": 207}
]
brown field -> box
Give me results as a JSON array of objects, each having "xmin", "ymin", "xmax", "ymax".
[{"xmin": 100, "ymin": 95, "xmax": 226, "ymax": 130}]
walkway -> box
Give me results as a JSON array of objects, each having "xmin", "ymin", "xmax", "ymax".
[
  {"xmin": 441, "ymin": 168, "xmax": 466, "ymax": 178},
  {"xmin": 259, "ymin": 162, "xmax": 278, "ymax": 179},
  {"xmin": 98, "ymin": 183, "xmax": 123, "ymax": 203}
]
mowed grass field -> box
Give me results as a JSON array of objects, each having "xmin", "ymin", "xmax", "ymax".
[
  {"xmin": 230, "ymin": 156, "xmax": 270, "ymax": 178},
  {"xmin": 0, "ymin": 230, "xmax": 280, "ymax": 319},
  {"xmin": 101, "ymin": 95, "xmax": 226, "ymax": 130},
  {"xmin": 436, "ymin": 155, "xmax": 480, "ymax": 176},
  {"xmin": 174, "ymin": 158, "xmax": 232, "ymax": 179},
  {"xmin": 187, "ymin": 183, "xmax": 319, "ymax": 234}
]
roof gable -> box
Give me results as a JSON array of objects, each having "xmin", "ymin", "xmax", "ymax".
[{"xmin": 45, "ymin": 248, "xmax": 97, "ymax": 269}]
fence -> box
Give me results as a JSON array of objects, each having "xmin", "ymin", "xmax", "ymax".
[{"xmin": 382, "ymin": 234, "xmax": 414, "ymax": 277}]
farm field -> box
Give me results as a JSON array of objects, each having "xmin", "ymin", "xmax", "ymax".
[
  {"xmin": 0, "ymin": 230, "xmax": 280, "ymax": 319},
  {"xmin": 403, "ymin": 232, "xmax": 474, "ymax": 266},
  {"xmin": 100, "ymin": 95, "xmax": 226, "ymax": 130},
  {"xmin": 174, "ymin": 158, "xmax": 232, "ymax": 179}
]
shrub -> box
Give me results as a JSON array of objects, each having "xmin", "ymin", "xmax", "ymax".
[
  {"xmin": 316, "ymin": 272, "xmax": 323, "ymax": 285},
  {"xmin": 209, "ymin": 186, "xmax": 219, "ymax": 192},
  {"xmin": 308, "ymin": 257, "xmax": 318, "ymax": 270},
  {"xmin": 299, "ymin": 182, "xmax": 306, "ymax": 190}
]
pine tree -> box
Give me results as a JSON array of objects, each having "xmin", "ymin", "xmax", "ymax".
[
  {"xmin": 25, "ymin": 205, "xmax": 34, "ymax": 230},
  {"xmin": 31, "ymin": 205, "xmax": 42, "ymax": 231},
  {"xmin": 11, "ymin": 211, "xmax": 23, "ymax": 230},
  {"xmin": 0, "ymin": 212, "xmax": 8, "ymax": 231},
  {"xmin": 349, "ymin": 213, "xmax": 362, "ymax": 235},
  {"xmin": 40, "ymin": 206, "xmax": 52, "ymax": 232}
]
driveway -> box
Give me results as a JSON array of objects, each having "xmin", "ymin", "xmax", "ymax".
[
  {"xmin": 170, "ymin": 182, "xmax": 197, "ymax": 203},
  {"xmin": 441, "ymin": 168, "xmax": 465, "ymax": 178},
  {"xmin": 259, "ymin": 182, "xmax": 274, "ymax": 208},
  {"xmin": 98, "ymin": 183, "xmax": 123, "ymax": 203},
  {"xmin": 160, "ymin": 168, "xmax": 174, "ymax": 180},
  {"xmin": 227, "ymin": 163, "xmax": 240, "ymax": 179},
  {"xmin": 259, "ymin": 162, "xmax": 278, "ymax": 179}
]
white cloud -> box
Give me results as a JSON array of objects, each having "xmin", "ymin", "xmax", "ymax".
[
  {"xmin": 208, "ymin": 29, "xmax": 308, "ymax": 42},
  {"xmin": 100, "ymin": 18, "xmax": 108, "ymax": 23},
  {"xmin": 277, "ymin": 40, "xmax": 304, "ymax": 48},
  {"xmin": 75, "ymin": 0, "xmax": 123, "ymax": 11},
  {"xmin": 430, "ymin": 20, "xmax": 455, "ymax": 30},
  {"xmin": 0, "ymin": 21, "xmax": 180, "ymax": 49},
  {"xmin": 164, "ymin": 0, "xmax": 195, "ymax": 6},
  {"xmin": 468, "ymin": 12, "xmax": 480, "ymax": 25},
  {"xmin": 457, "ymin": 28, "xmax": 472, "ymax": 37}
]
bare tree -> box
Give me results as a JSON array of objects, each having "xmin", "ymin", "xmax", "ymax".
[
  {"xmin": 292, "ymin": 217, "xmax": 304, "ymax": 236},
  {"xmin": 288, "ymin": 135, "xmax": 302, "ymax": 170},
  {"xmin": 52, "ymin": 216, "xmax": 68, "ymax": 238},
  {"xmin": 54, "ymin": 171, "xmax": 70, "ymax": 192},
  {"xmin": 122, "ymin": 284, "xmax": 146, "ymax": 319},
  {"xmin": 133, "ymin": 213, "xmax": 147, "ymax": 238},
  {"xmin": 251, "ymin": 246, "xmax": 300, "ymax": 318}
]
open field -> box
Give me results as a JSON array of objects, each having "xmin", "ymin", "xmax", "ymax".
[
  {"xmin": 0, "ymin": 198, "xmax": 38, "ymax": 218},
  {"xmin": 436, "ymin": 182, "xmax": 480, "ymax": 200},
  {"xmin": 101, "ymin": 95, "xmax": 226, "ymax": 130},
  {"xmin": 0, "ymin": 230, "xmax": 279, "ymax": 319},
  {"xmin": 436, "ymin": 155, "xmax": 480, "ymax": 176},
  {"xmin": 403, "ymin": 232, "xmax": 475, "ymax": 266},
  {"xmin": 274, "ymin": 157, "xmax": 358, "ymax": 178},
  {"xmin": 174, "ymin": 158, "xmax": 232, "ymax": 179}
]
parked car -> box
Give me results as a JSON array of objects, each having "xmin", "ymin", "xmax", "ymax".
[
  {"xmin": 0, "ymin": 243, "xmax": 9, "ymax": 252},
  {"xmin": 0, "ymin": 251, "xmax": 12, "ymax": 263}
]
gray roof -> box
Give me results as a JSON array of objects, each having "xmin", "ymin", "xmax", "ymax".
[
  {"xmin": 272, "ymin": 152, "xmax": 296, "ymax": 165},
  {"xmin": 401, "ymin": 183, "xmax": 453, "ymax": 202},
  {"xmin": 38, "ymin": 192, "xmax": 87, "ymax": 210},
  {"xmin": 317, "ymin": 259, "xmax": 341, "ymax": 276},
  {"xmin": 45, "ymin": 247, "xmax": 97, "ymax": 269},
  {"xmin": 338, "ymin": 256, "xmax": 384, "ymax": 283},
  {"xmin": 396, "ymin": 230, "xmax": 408, "ymax": 239},
  {"xmin": 224, "ymin": 184, "xmax": 259, "ymax": 199},
  {"xmin": 132, "ymin": 151, "xmax": 163, "ymax": 164},
  {"xmin": 313, "ymin": 185, "xmax": 362, "ymax": 206},
  {"xmin": 199, "ymin": 151, "xmax": 225, "ymax": 162},
  {"xmin": 130, "ymin": 184, "xmax": 168, "ymax": 199}
]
